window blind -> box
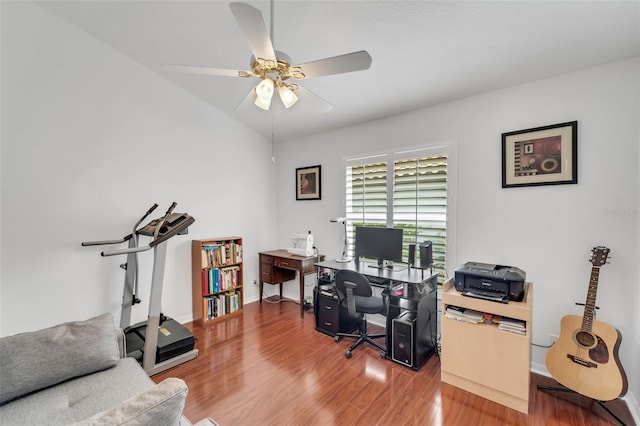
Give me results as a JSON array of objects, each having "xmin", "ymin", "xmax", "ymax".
[
  {"xmin": 393, "ymin": 155, "xmax": 447, "ymax": 282},
  {"xmin": 345, "ymin": 152, "xmax": 447, "ymax": 283}
]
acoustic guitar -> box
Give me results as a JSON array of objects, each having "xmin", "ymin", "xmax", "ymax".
[{"xmin": 545, "ymin": 246, "xmax": 628, "ymax": 401}]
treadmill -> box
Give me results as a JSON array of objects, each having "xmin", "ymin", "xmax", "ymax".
[{"xmin": 83, "ymin": 202, "xmax": 198, "ymax": 375}]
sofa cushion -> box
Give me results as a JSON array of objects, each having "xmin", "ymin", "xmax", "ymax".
[
  {"xmin": 0, "ymin": 313, "xmax": 119, "ymax": 404},
  {"xmin": 0, "ymin": 358, "xmax": 153, "ymax": 425},
  {"xmin": 73, "ymin": 378, "xmax": 187, "ymax": 426}
]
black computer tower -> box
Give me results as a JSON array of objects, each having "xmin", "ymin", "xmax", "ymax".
[
  {"xmin": 388, "ymin": 282, "xmax": 438, "ymax": 370},
  {"xmin": 392, "ymin": 311, "xmax": 416, "ymax": 367}
]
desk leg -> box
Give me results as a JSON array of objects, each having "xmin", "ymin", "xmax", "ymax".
[
  {"xmin": 299, "ymin": 272, "xmax": 304, "ymax": 318},
  {"xmin": 259, "ymin": 281, "xmax": 263, "ymax": 303}
]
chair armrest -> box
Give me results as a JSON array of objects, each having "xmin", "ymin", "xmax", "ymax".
[{"xmin": 344, "ymin": 281, "xmax": 357, "ymax": 317}]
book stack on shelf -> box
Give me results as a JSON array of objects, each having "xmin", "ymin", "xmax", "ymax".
[
  {"xmin": 192, "ymin": 237, "xmax": 244, "ymax": 326},
  {"xmin": 201, "ymin": 266, "xmax": 240, "ymax": 294},
  {"xmin": 205, "ymin": 291, "xmax": 241, "ymax": 320},
  {"xmin": 319, "ymin": 284, "xmax": 337, "ymax": 299},
  {"xmin": 493, "ymin": 316, "xmax": 526, "ymax": 335},
  {"xmin": 444, "ymin": 305, "xmax": 485, "ymax": 323},
  {"xmin": 201, "ymin": 242, "xmax": 243, "ymax": 267}
]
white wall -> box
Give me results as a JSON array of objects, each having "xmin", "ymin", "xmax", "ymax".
[
  {"xmin": 1, "ymin": 0, "xmax": 638, "ymax": 418},
  {"xmin": 275, "ymin": 58, "xmax": 639, "ymax": 413},
  {"xmin": 0, "ymin": 2, "xmax": 277, "ymax": 335}
]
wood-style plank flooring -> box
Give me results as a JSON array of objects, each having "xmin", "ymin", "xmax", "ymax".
[{"xmin": 153, "ymin": 300, "xmax": 634, "ymax": 426}]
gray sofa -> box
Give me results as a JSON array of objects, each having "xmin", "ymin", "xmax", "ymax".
[{"xmin": 0, "ymin": 313, "xmax": 217, "ymax": 426}]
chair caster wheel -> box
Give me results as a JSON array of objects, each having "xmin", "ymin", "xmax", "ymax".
[
  {"xmin": 334, "ymin": 336, "xmax": 340, "ymax": 343},
  {"xmin": 345, "ymin": 351, "xmax": 352, "ymax": 359}
]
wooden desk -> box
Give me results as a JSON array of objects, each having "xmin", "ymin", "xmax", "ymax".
[{"xmin": 258, "ymin": 250, "xmax": 325, "ymax": 318}]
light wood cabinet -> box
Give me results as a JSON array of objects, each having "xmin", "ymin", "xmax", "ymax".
[{"xmin": 440, "ymin": 277, "xmax": 533, "ymax": 414}]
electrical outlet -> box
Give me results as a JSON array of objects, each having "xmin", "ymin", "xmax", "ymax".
[
  {"xmin": 548, "ymin": 334, "xmax": 559, "ymax": 346},
  {"xmin": 253, "ymin": 279, "xmax": 257, "ymax": 286}
]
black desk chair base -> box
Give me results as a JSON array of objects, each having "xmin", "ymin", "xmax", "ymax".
[{"xmin": 334, "ymin": 317, "xmax": 386, "ymax": 359}]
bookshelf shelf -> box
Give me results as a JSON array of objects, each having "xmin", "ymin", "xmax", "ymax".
[
  {"xmin": 191, "ymin": 237, "xmax": 243, "ymax": 326},
  {"xmin": 440, "ymin": 278, "xmax": 533, "ymax": 414}
]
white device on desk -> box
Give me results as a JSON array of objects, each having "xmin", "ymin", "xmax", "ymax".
[{"xmin": 287, "ymin": 231, "xmax": 314, "ymax": 256}]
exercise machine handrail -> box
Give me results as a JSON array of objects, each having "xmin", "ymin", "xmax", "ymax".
[{"xmin": 81, "ymin": 203, "xmax": 158, "ymax": 248}]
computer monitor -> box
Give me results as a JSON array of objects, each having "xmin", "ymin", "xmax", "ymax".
[{"xmin": 354, "ymin": 226, "xmax": 404, "ymax": 269}]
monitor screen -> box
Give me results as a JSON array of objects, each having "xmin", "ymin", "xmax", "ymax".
[{"xmin": 354, "ymin": 226, "xmax": 404, "ymax": 267}]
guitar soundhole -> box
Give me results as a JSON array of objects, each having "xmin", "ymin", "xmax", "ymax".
[{"xmin": 574, "ymin": 330, "xmax": 596, "ymax": 349}]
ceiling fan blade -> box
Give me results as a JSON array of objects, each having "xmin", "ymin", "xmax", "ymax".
[
  {"xmin": 229, "ymin": 2, "xmax": 276, "ymax": 62},
  {"xmin": 296, "ymin": 50, "xmax": 372, "ymax": 79},
  {"xmin": 162, "ymin": 64, "xmax": 248, "ymax": 77},
  {"xmin": 233, "ymin": 88, "xmax": 257, "ymax": 112},
  {"xmin": 295, "ymin": 85, "xmax": 333, "ymax": 112}
]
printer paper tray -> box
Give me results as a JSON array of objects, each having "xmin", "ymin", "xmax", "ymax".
[{"xmin": 462, "ymin": 289, "xmax": 509, "ymax": 304}]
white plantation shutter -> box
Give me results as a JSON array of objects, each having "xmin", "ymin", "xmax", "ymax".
[
  {"xmin": 393, "ymin": 155, "xmax": 447, "ymax": 283},
  {"xmin": 345, "ymin": 150, "xmax": 447, "ymax": 283}
]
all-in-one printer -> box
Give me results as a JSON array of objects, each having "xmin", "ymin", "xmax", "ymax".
[{"xmin": 454, "ymin": 262, "xmax": 526, "ymax": 303}]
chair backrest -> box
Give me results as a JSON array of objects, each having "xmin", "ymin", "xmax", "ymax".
[{"xmin": 335, "ymin": 269, "xmax": 373, "ymax": 317}]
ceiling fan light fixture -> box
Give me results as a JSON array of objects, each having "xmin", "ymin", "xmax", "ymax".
[
  {"xmin": 255, "ymin": 77, "xmax": 274, "ymax": 99},
  {"xmin": 254, "ymin": 78, "xmax": 274, "ymax": 110},
  {"xmin": 254, "ymin": 93, "xmax": 272, "ymax": 110},
  {"xmin": 277, "ymin": 84, "xmax": 298, "ymax": 109}
]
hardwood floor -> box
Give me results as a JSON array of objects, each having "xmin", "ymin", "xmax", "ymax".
[{"xmin": 153, "ymin": 300, "xmax": 634, "ymax": 426}]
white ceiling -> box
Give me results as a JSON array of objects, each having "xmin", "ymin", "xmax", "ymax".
[{"xmin": 36, "ymin": 0, "xmax": 640, "ymax": 142}]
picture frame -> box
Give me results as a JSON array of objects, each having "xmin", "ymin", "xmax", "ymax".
[
  {"xmin": 296, "ymin": 165, "xmax": 321, "ymax": 200},
  {"xmin": 502, "ymin": 121, "xmax": 578, "ymax": 188}
]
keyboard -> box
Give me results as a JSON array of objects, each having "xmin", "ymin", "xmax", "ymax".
[{"xmin": 368, "ymin": 276, "xmax": 390, "ymax": 286}]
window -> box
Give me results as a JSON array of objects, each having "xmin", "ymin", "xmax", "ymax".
[{"xmin": 345, "ymin": 148, "xmax": 448, "ymax": 283}]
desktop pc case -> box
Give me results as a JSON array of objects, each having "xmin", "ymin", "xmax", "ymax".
[
  {"xmin": 389, "ymin": 281, "xmax": 438, "ymax": 370},
  {"xmin": 392, "ymin": 311, "xmax": 416, "ymax": 367}
]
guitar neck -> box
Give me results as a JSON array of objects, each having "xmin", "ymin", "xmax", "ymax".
[{"xmin": 582, "ymin": 265, "xmax": 600, "ymax": 331}]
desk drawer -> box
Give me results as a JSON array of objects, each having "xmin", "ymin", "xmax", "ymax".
[
  {"xmin": 274, "ymin": 257, "xmax": 301, "ymax": 270},
  {"xmin": 317, "ymin": 296, "xmax": 339, "ymax": 333}
]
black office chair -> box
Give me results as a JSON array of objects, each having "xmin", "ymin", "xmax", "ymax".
[{"xmin": 334, "ymin": 269, "xmax": 386, "ymax": 359}]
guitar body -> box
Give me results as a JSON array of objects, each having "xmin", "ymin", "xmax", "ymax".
[{"xmin": 546, "ymin": 314, "xmax": 627, "ymax": 401}]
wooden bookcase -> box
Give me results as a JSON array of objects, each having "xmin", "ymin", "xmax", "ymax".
[
  {"xmin": 440, "ymin": 277, "xmax": 533, "ymax": 414},
  {"xmin": 191, "ymin": 237, "xmax": 243, "ymax": 326}
]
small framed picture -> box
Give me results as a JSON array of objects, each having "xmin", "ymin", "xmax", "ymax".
[
  {"xmin": 502, "ymin": 121, "xmax": 578, "ymax": 188},
  {"xmin": 296, "ymin": 165, "xmax": 321, "ymax": 200}
]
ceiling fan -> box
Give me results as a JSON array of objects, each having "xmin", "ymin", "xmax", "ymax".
[{"xmin": 163, "ymin": 1, "xmax": 372, "ymax": 112}]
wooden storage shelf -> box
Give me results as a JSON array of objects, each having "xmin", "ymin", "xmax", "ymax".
[
  {"xmin": 441, "ymin": 277, "xmax": 533, "ymax": 414},
  {"xmin": 191, "ymin": 237, "xmax": 244, "ymax": 326}
]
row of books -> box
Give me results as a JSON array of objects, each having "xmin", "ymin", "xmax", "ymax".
[
  {"xmin": 444, "ymin": 306, "xmax": 486, "ymax": 323},
  {"xmin": 204, "ymin": 291, "xmax": 241, "ymax": 320},
  {"xmin": 201, "ymin": 242, "xmax": 243, "ymax": 268},
  {"xmin": 318, "ymin": 284, "xmax": 337, "ymax": 300},
  {"xmin": 201, "ymin": 265, "xmax": 241, "ymax": 296},
  {"xmin": 494, "ymin": 316, "xmax": 526, "ymax": 335},
  {"xmin": 445, "ymin": 305, "xmax": 526, "ymax": 334}
]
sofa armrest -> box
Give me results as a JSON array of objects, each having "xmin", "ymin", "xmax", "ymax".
[
  {"xmin": 116, "ymin": 328, "xmax": 126, "ymax": 359},
  {"xmin": 73, "ymin": 378, "xmax": 188, "ymax": 426}
]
